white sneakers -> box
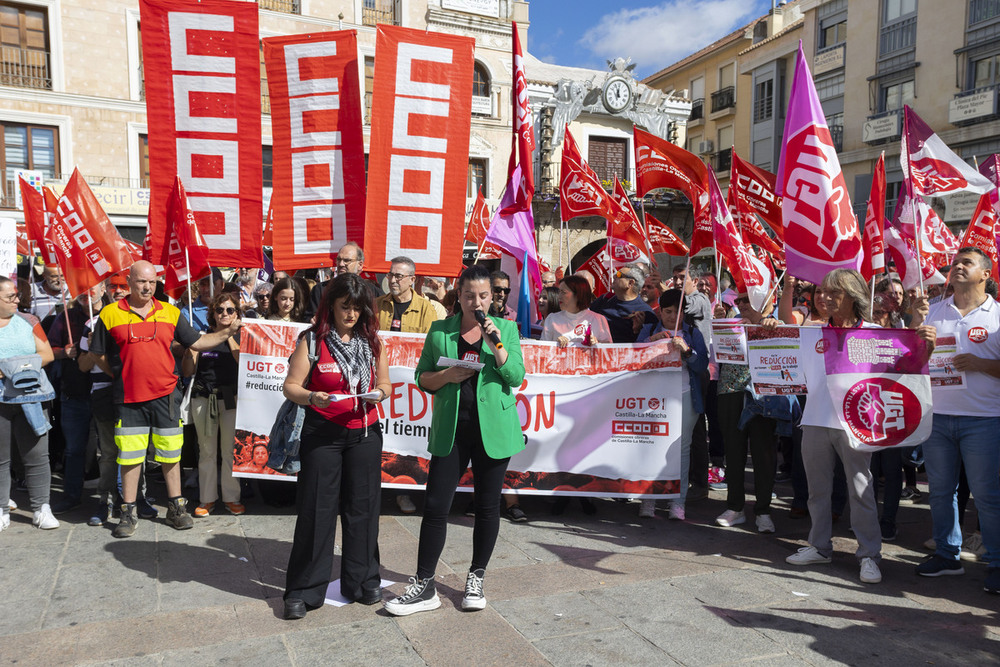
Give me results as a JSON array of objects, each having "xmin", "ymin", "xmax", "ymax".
[
  {"xmin": 667, "ymin": 503, "xmax": 685, "ymax": 521},
  {"xmin": 32, "ymin": 503, "xmax": 59, "ymax": 530},
  {"xmin": 715, "ymin": 510, "xmax": 745, "ymax": 527},
  {"xmin": 786, "ymin": 546, "xmax": 832, "ymax": 565},
  {"xmin": 638, "ymin": 499, "xmax": 657, "ymax": 518},
  {"xmin": 859, "ymin": 557, "xmax": 882, "ymax": 584},
  {"xmin": 755, "ymin": 515, "xmax": 775, "ymax": 534},
  {"xmin": 0, "ymin": 512, "xmax": 9, "ymax": 531}
]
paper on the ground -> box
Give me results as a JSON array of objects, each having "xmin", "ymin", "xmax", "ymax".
[
  {"xmin": 328, "ymin": 390, "xmax": 382, "ymax": 402},
  {"xmin": 438, "ymin": 356, "xmax": 485, "ymax": 371},
  {"xmin": 324, "ymin": 578, "xmax": 396, "ymax": 607}
]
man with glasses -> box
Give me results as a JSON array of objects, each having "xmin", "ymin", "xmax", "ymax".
[
  {"xmin": 590, "ymin": 263, "xmax": 657, "ymax": 343},
  {"xmin": 87, "ymin": 261, "xmax": 243, "ymax": 538},
  {"xmin": 376, "ymin": 256, "xmax": 440, "ymax": 515},
  {"xmin": 305, "ymin": 242, "xmax": 383, "ymax": 320},
  {"xmin": 489, "ymin": 271, "xmax": 516, "ymax": 321},
  {"xmin": 180, "ymin": 268, "xmax": 224, "ymax": 333}
]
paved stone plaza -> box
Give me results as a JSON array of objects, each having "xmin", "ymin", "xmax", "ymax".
[{"xmin": 0, "ymin": 481, "xmax": 997, "ymax": 666}]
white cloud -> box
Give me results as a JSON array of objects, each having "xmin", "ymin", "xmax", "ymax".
[{"xmin": 578, "ymin": 0, "xmax": 765, "ymax": 76}]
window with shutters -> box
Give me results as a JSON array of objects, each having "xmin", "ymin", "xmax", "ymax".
[
  {"xmin": 138, "ymin": 133, "xmax": 150, "ymax": 187},
  {"xmin": 468, "ymin": 159, "xmax": 486, "ymax": 198},
  {"xmin": 363, "ymin": 0, "xmax": 397, "ymax": 26},
  {"xmin": 472, "ymin": 62, "xmax": 491, "ymax": 116},
  {"xmin": 0, "ymin": 2, "xmax": 50, "ymax": 90},
  {"xmin": 364, "ymin": 56, "xmax": 375, "ymax": 125},
  {"xmin": 587, "ymin": 136, "xmax": 627, "ymax": 186},
  {"xmin": 260, "ymin": 41, "xmax": 270, "ymax": 115},
  {"xmin": 262, "ymin": 145, "xmax": 273, "ymax": 189},
  {"xmin": 1, "ymin": 122, "xmax": 58, "ymax": 208}
]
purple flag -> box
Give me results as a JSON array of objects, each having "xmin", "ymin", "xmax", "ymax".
[
  {"xmin": 776, "ymin": 41, "xmax": 861, "ymax": 284},
  {"xmin": 484, "ymin": 165, "xmax": 543, "ymax": 304}
]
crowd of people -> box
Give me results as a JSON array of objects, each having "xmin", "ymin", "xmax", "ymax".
[{"xmin": 0, "ymin": 241, "xmax": 996, "ymax": 621}]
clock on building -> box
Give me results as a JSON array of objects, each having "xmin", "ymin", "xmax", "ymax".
[{"xmin": 601, "ymin": 76, "xmax": 633, "ymax": 113}]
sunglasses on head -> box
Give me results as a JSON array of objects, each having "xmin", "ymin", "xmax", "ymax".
[{"xmin": 214, "ymin": 307, "xmax": 237, "ymax": 315}]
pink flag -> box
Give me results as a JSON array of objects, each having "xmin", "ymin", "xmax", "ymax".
[
  {"xmin": 861, "ymin": 153, "xmax": 887, "ymax": 281},
  {"xmin": 979, "ymin": 154, "xmax": 1000, "ymax": 188},
  {"xmin": 776, "ymin": 41, "xmax": 861, "ymax": 284},
  {"xmin": 902, "ymin": 105, "xmax": 993, "ymax": 197},
  {"xmin": 501, "ymin": 21, "xmax": 535, "ymax": 215},
  {"xmin": 484, "ymin": 165, "xmax": 542, "ymax": 300}
]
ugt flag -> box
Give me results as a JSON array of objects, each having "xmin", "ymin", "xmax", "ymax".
[
  {"xmin": 817, "ymin": 327, "xmax": 931, "ymax": 451},
  {"xmin": 776, "ymin": 41, "xmax": 861, "ymax": 284}
]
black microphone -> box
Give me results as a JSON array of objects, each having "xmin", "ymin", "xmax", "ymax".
[{"xmin": 473, "ymin": 309, "xmax": 504, "ymax": 350}]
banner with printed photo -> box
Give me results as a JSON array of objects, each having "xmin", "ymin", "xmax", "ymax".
[
  {"xmin": 140, "ymin": 0, "xmax": 263, "ymax": 268},
  {"xmin": 362, "ymin": 25, "xmax": 474, "ymax": 276},
  {"xmin": 263, "ymin": 31, "xmax": 366, "ymax": 271},
  {"xmin": 928, "ymin": 334, "xmax": 965, "ymax": 389},
  {"xmin": 233, "ymin": 322, "xmax": 684, "ymax": 497},
  {"xmin": 712, "ymin": 318, "xmax": 748, "ymax": 364},
  {"xmin": 746, "ymin": 326, "xmax": 805, "ymax": 395},
  {"xmin": 821, "ymin": 328, "xmax": 932, "ymax": 451}
]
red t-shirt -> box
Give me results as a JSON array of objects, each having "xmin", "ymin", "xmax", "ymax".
[{"xmin": 306, "ymin": 343, "xmax": 377, "ymax": 428}]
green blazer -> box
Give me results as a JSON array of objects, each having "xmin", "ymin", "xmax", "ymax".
[{"xmin": 415, "ymin": 314, "xmax": 526, "ymax": 459}]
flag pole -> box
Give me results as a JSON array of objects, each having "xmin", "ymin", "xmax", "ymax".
[
  {"xmin": 761, "ymin": 269, "xmax": 785, "ymax": 313},
  {"xmin": 673, "ymin": 254, "xmax": 692, "ymax": 338},
  {"xmin": 185, "ymin": 247, "xmax": 193, "ymax": 326},
  {"xmin": 869, "ymin": 276, "xmax": 876, "ymax": 320},
  {"xmin": 59, "ymin": 288, "xmax": 73, "ymax": 347}
]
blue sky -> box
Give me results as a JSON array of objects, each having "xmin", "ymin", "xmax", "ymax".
[{"xmin": 526, "ymin": 0, "xmax": 775, "ymax": 79}]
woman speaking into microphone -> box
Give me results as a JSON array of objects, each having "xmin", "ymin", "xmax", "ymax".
[{"xmin": 385, "ymin": 264, "xmax": 525, "ymax": 616}]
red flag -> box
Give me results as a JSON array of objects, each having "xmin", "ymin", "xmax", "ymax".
[
  {"xmin": 861, "ymin": 153, "xmax": 887, "ymax": 281},
  {"xmin": 362, "ymin": 25, "xmax": 474, "ymax": 275},
  {"xmin": 902, "ymin": 105, "xmax": 993, "ymax": 198},
  {"xmin": 709, "ymin": 170, "xmax": 773, "ymax": 310},
  {"xmin": 727, "ymin": 175, "xmax": 783, "ymax": 260},
  {"xmin": 559, "ymin": 127, "xmax": 618, "ymax": 222},
  {"xmin": 263, "ymin": 31, "xmax": 366, "ymax": 272},
  {"xmin": 730, "ymin": 151, "xmax": 783, "ymax": 242},
  {"xmin": 464, "ymin": 190, "xmax": 500, "ymax": 260},
  {"xmin": 578, "ymin": 245, "xmax": 611, "ymax": 297},
  {"xmin": 123, "ymin": 238, "xmax": 144, "ymax": 262},
  {"xmin": 162, "ymin": 177, "xmax": 212, "ymax": 299},
  {"xmin": 17, "ymin": 175, "xmax": 57, "ymax": 264},
  {"xmin": 608, "ymin": 177, "xmax": 654, "ymax": 264},
  {"xmin": 15, "ymin": 223, "xmax": 30, "ymax": 256},
  {"xmin": 140, "ymin": 0, "xmax": 263, "ymax": 269},
  {"xmin": 46, "ymin": 169, "xmax": 135, "ymax": 298},
  {"xmin": 645, "ymin": 214, "xmax": 689, "ymax": 256},
  {"xmin": 959, "ymin": 193, "xmax": 1000, "ymax": 271},
  {"xmin": 892, "ymin": 182, "xmax": 958, "ymax": 259},
  {"xmin": 885, "ymin": 225, "xmax": 945, "ymax": 291},
  {"xmin": 262, "ymin": 199, "xmax": 274, "ymax": 247},
  {"xmin": 501, "ymin": 22, "xmax": 535, "ymax": 214}
]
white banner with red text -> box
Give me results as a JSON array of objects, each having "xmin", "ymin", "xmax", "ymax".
[{"xmin": 232, "ymin": 322, "xmax": 684, "ymax": 498}]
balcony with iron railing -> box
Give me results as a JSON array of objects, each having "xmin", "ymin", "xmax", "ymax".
[
  {"xmin": 713, "ymin": 148, "xmax": 732, "ymax": 174},
  {"xmin": 688, "ymin": 98, "xmax": 704, "ymax": 122},
  {"xmin": 1, "ymin": 174, "xmax": 150, "ymax": 210},
  {"xmin": 879, "ymin": 16, "xmax": 916, "ymax": 57},
  {"xmin": 588, "ymin": 166, "xmax": 636, "ymax": 192},
  {"xmin": 829, "ymin": 124, "xmax": 843, "ymax": 152},
  {"xmin": 363, "ymin": 0, "xmax": 398, "ymax": 26},
  {"xmin": 0, "ymin": 47, "xmax": 52, "ymax": 90},
  {"xmin": 710, "ymin": 86, "xmax": 735, "ymax": 114},
  {"xmin": 257, "ymin": 0, "xmax": 301, "ymax": 14},
  {"xmin": 970, "ymin": 0, "xmax": 1000, "ymax": 25}
]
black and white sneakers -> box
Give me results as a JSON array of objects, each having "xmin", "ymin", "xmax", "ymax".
[
  {"xmin": 384, "ymin": 577, "xmax": 441, "ymax": 616},
  {"xmin": 461, "ymin": 569, "xmax": 487, "ymax": 611}
]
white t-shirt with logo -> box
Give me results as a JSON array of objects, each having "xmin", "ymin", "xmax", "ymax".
[
  {"xmin": 799, "ymin": 322, "xmax": 881, "ymax": 430},
  {"xmin": 925, "ymin": 295, "xmax": 1000, "ymax": 416},
  {"xmin": 540, "ymin": 309, "xmax": 613, "ymax": 345}
]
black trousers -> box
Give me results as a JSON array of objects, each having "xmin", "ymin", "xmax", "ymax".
[
  {"xmin": 417, "ymin": 419, "xmax": 510, "ymax": 579},
  {"xmin": 284, "ymin": 415, "xmax": 382, "ymax": 608}
]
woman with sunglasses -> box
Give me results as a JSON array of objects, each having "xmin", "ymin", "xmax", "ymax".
[
  {"xmin": 182, "ymin": 293, "xmax": 244, "ymax": 517},
  {"xmin": 282, "ymin": 273, "xmax": 391, "ymax": 619}
]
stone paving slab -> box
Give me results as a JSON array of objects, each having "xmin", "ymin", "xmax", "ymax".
[{"xmin": 1, "ymin": 481, "xmax": 998, "ymax": 666}]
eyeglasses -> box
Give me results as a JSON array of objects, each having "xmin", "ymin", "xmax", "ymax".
[
  {"xmin": 388, "ymin": 272, "xmax": 414, "ymax": 282},
  {"xmin": 336, "ymin": 256, "xmax": 359, "ymax": 266},
  {"xmin": 615, "ymin": 270, "xmax": 635, "ymax": 282},
  {"xmin": 734, "ymin": 296, "xmax": 750, "ymax": 305},
  {"xmin": 214, "ymin": 307, "xmax": 237, "ymax": 315},
  {"xmin": 0, "ymin": 292, "xmax": 19, "ymax": 303},
  {"xmin": 127, "ymin": 320, "xmax": 157, "ymax": 343},
  {"xmin": 493, "ymin": 287, "xmax": 511, "ymax": 295}
]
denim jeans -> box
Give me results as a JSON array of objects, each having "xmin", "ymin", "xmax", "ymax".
[
  {"xmin": 923, "ymin": 414, "xmax": 1000, "ymax": 568},
  {"xmin": 59, "ymin": 397, "xmax": 92, "ymax": 502}
]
